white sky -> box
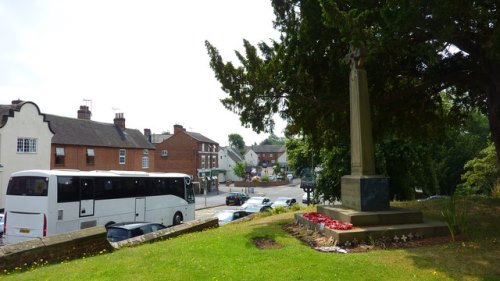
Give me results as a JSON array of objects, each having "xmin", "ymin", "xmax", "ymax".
[{"xmin": 0, "ymin": 0, "xmax": 286, "ymax": 146}]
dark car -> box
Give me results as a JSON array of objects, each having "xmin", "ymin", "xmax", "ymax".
[
  {"xmin": 225, "ymin": 192, "xmax": 250, "ymax": 206},
  {"xmin": 243, "ymin": 204, "xmax": 273, "ymax": 214},
  {"xmin": 213, "ymin": 210, "xmax": 250, "ymax": 225},
  {"xmin": 106, "ymin": 222, "xmax": 166, "ymax": 242}
]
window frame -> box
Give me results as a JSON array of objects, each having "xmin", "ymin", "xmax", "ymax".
[
  {"xmin": 119, "ymin": 149, "xmax": 126, "ymax": 165},
  {"xmin": 17, "ymin": 138, "xmax": 38, "ymax": 153}
]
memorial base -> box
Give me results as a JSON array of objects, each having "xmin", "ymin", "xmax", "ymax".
[{"xmin": 341, "ymin": 175, "xmax": 389, "ymax": 211}]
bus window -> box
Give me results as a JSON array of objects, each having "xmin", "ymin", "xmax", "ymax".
[
  {"xmin": 80, "ymin": 178, "xmax": 94, "ymax": 200},
  {"xmin": 57, "ymin": 176, "xmax": 79, "ymax": 202},
  {"xmin": 7, "ymin": 177, "xmax": 48, "ymax": 196}
]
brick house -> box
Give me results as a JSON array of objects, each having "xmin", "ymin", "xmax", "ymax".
[
  {"xmin": 154, "ymin": 125, "xmax": 219, "ymax": 189},
  {"xmin": 47, "ymin": 106, "xmax": 155, "ymax": 171},
  {"xmin": 252, "ymin": 145, "xmax": 286, "ymax": 168}
]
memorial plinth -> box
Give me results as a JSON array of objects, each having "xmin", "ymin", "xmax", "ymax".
[{"xmin": 342, "ymin": 46, "xmax": 389, "ymax": 212}]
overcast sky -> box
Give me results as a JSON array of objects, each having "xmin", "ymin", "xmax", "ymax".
[{"xmin": 0, "ymin": 0, "xmax": 286, "ymax": 146}]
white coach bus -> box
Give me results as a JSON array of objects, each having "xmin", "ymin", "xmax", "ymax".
[{"xmin": 3, "ymin": 169, "xmax": 195, "ymax": 244}]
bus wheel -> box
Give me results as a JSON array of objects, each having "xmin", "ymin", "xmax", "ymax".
[
  {"xmin": 173, "ymin": 212, "xmax": 183, "ymax": 225},
  {"xmin": 105, "ymin": 221, "xmax": 116, "ymax": 229}
]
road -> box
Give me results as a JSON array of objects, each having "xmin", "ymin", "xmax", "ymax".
[{"xmin": 195, "ymin": 179, "xmax": 304, "ymax": 220}]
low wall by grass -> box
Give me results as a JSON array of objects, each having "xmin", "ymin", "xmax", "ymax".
[
  {"xmin": 0, "ymin": 226, "xmax": 112, "ymax": 272},
  {"xmin": 233, "ymin": 180, "xmax": 288, "ymax": 187},
  {"xmin": 0, "ymin": 217, "xmax": 219, "ymax": 272},
  {"xmin": 110, "ymin": 217, "xmax": 219, "ymax": 249}
]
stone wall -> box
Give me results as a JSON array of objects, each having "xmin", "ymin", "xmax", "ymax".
[
  {"xmin": 110, "ymin": 217, "xmax": 218, "ymax": 249},
  {"xmin": 0, "ymin": 217, "xmax": 219, "ymax": 272},
  {"xmin": 233, "ymin": 180, "xmax": 288, "ymax": 187},
  {"xmin": 0, "ymin": 226, "xmax": 112, "ymax": 272}
]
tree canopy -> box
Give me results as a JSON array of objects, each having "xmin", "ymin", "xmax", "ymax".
[
  {"xmin": 206, "ymin": 0, "xmax": 500, "ymax": 168},
  {"xmin": 228, "ymin": 133, "xmax": 245, "ymax": 155},
  {"xmin": 260, "ymin": 133, "xmax": 286, "ymax": 145}
]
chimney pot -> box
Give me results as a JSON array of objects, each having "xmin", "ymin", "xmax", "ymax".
[
  {"xmin": 174, "ymin": 124, "xmax": 184, "ymax": 134},
  {"xmin": 114, "ymin": 113, "xmax": 126, "ymax": 129},
  {"xmin": 77, "ymin": 105, "xmax": 92, "ymax": 120}
]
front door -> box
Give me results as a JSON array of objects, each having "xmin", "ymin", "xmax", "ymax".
[
  {"xmin": 135, "ymin": 198, "xmax": 146, "ymax": 221},
  {"xmin": 79, "ymin": 178, "xmax": 95, "ymax": 217}
]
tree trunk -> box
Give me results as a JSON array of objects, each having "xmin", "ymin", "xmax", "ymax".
[{"xmin": 486, "ymin": 72, "xmax": 500, "ymax": 171}]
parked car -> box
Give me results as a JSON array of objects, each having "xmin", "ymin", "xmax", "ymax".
[
  {"xmin": 106, "ymin": 222, "xmax": 166, "ymax": 242},
  {"xmin": 225, "ymin": 192, "xmax": 250, "ymax": 206},
  {"xmin": 302, "ymin": 192, "xmax": 321, "ymax": 204},
  {"xmin": 417, "ymin": 195, "xmax": 450, "ymax": 202},
  {"xmin": 213, "ymin": 210, "xmax": 250, "ymax": 225},
  {"xmin": 0, "ymin": 213, "xmax": 4, "ymax": 235},
  {"xmin": 243, "ymin": 204, "xmax": 273, "ymax": 214},
  {"xmin": 271, "ymin": 197, "xmax": 297, "ymax": 208},
  {"xmin": 241, "ymin": 196, "xmax": 272, "ymax": 209}
]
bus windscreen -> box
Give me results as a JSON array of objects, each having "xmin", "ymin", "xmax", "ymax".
[{"xmin": 7, "ymin": 177, "xmax": 48, "ymax": 196}]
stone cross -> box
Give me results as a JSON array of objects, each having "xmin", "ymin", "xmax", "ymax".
[
  {"xmin": 340, "ymin": 45, "xmax": 389, "ymax": 211},
  {"xmin": 346, "ymin": 45, "xmax": 376, "ymax": 176}
]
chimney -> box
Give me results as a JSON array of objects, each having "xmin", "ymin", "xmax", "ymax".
[
  {"xmin": 77, "ymin": 105, "xmax": 92, "ymax": 120},
  {"xmin": 173, "ymin": 124, "xmax": 185, "ymax": 134},
  {"xmin": 144, "ymin": 128, "xmax": 152, "ymax": 142},
  {"xmin": 114, "ymin": 113, "xmax": 125, "ymax": 129}
]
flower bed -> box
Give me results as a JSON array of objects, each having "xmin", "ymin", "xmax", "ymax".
[{"xmin": 303, "ymin": 212, "xmax": 353, "ymax": 230}]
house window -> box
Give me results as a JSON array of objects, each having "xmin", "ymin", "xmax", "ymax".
[
  {"xmin": 201, "ymin": 155, "xmax": 206, "ymax": 168},
  {"xmin": 161, "ymin": 150, "xmax": 168, "ymax": 157},
  {"xmin": 142, "ymin": 156, "xmax": 149, "ymax": 169},
  {"xmin": 55, "ymin": 147, "xmax": 65, "ymax": 165},
  {"xmin": 119, "ymin": 149, "xmax": 126, "ymax": 164},
  {"xmin": 17, "ymin": 138, "xmax": 37, "ymax": 153},
  {"xmin": 202, "ymin": 143, "xmax": 205, "ymax": 152},
  {"xmin": 86, "ymin": 148, "xmax": 95, "ymax": 165},
  {"xmin": 212, "ymin": 155, "xmax": 216, "ymax": 167}
]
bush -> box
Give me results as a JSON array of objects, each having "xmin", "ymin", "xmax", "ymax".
[
  {"xmin": 261, "ymin": 175, "xmax": 270, "ymax": 182},
  {"xmin": 271, "ymin": 206, "xmax": 287, "ymax": 214}
]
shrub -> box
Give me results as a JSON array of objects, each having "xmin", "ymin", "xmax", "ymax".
[{"xmin": 261, "ymin": 175, "xmax": 270, "ymax": 182}]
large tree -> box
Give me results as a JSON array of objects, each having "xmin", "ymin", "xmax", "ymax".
[
  {"xmin": 228, "ymin": 133, "xmax": 246, "ymax": 155},
  {"xmin": 206, "ymin": 0, "xmax": 500, "ymax": 167}
]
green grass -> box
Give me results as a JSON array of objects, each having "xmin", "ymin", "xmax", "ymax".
[{"xmin": 2, "ymin": 198, "xmax": 500, "ymax": 281}]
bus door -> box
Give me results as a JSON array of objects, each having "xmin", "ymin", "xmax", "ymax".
[
  {"xmin": 79, "ymin": 178, "xmax": 95, "ymax": 217},
  {"xmin": 135, "ymin": 198, "xmax": 146, "ymax": 221}
]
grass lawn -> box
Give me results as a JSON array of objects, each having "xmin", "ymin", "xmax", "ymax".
[{"xmin": 2, "ymin": 198, "xmax": 499, "ymax": 281}]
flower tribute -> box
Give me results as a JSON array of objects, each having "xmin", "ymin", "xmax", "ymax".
[{"xmin": 303, "ymin": 212, "xmax": 353, "ymax": 230}]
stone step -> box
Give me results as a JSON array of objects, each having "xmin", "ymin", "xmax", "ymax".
[
  {"xmin": 318, "ymin": 205, "xmax": 423, "ymax": 226},
  {"xmin": 295, "ymin": 213, "xmax": 449, "ymax": 245}
]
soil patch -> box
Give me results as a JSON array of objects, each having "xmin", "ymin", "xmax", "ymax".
[
  {"xmin": 252, "ymin": 237, "xmax": 283, "ymax": 250},
  {"xmin": 283, "ymin": 222, "xmax": 456, "ymax": 253}
]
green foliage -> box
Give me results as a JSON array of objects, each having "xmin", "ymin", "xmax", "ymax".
[
  {"xmin": 441, "ymin": 196, "xmax": 467, "ymax": 242},
  {"xmin": 270, "ymin": 205, "xmax": 287, "ymax": 214},
  {"xmin": 458, "ymin": 143, "xmax": 499, "ymax": 196},
  {"xmin": 272, "ymin": 164, "xmax": 282, "ymax": 176},
  {"xmin": 260, "ymin": 133, "xmax": 286, "ymax": 145},
  {"xmin": 435, "ymin": 110, "xmax": 491, "ymax": 195},
  {"xmin": 228, "ymin": 133, "xmax": 245, "ymax": 155},
  {"xmin": 233, "ymin": 161, "xmax": 247, "ymax": 180},
  {"xmin": 261, "ymin": 175, "xmax": 270, "ymax": 182}
]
